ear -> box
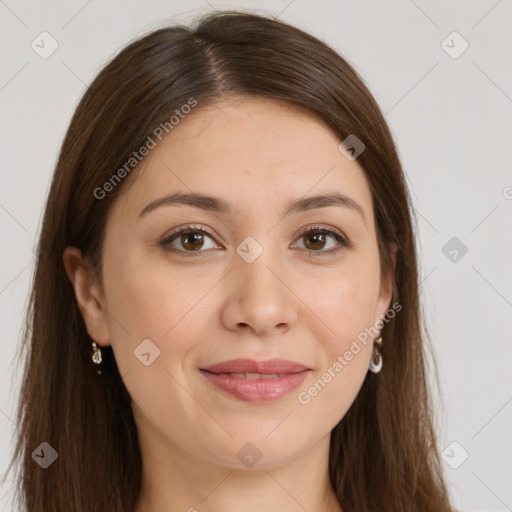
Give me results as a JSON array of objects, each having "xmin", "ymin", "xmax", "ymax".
[
  {"xmin": 376, "ymin": 242, "xmax": 397, "ymax": 321},
  {"xmin": 62, "ymin": 246, "xmax": 111, "ymax": 346}
]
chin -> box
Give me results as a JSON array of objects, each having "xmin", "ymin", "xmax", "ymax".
[{"xmin": 197, "ymin": 425, "xmax": 321, "ymax": 471}]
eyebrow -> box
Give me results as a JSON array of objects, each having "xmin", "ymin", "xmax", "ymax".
[{"xmin": 138, "ymin": 191, "xmax": 365, "ymax": 223}]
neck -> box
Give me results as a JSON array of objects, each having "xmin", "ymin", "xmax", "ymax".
[{"xmin": 134, "ymin": 434, "xmax": 343, "ymax": 512}]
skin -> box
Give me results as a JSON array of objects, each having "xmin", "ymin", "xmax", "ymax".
[{"xmin": 63, "ymin": 96, "xmax": 395, "ymax": 512}]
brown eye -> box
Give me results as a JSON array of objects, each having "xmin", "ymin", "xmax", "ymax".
[
  {"xmin": 294, "ymin": 226, "xmax": 348, "ymax": 255},
  {"xmin": 179, "ymin": 231, "xmax": 206, "ymax": 251},
  {"xmin": 161, "ymin": 224, "xmax": 220, "ymax": 257},
  {"xmin": 303, "ymin": 231, "xmax": 328, "ymax": 250}
]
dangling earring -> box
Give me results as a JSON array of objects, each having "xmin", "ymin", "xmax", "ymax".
[
  {"xmin": 91, "ymin": 340, "xmax": 103, "ymax": 375},
  {"xmin": 368, "ymin": 336, "xmax": 383, "ymax": 373}
]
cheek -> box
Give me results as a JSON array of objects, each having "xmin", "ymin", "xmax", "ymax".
[
  {"xmin": 308, "ymin": 254, "xmax": 381, "ymax": 352},
  {"xmin": 294, "ymin": 267, "xmax": 378, "ymax": 427},
  {"xmin": 103, "ymin": 261, "xmax": 212, "ymax": 430},
  {"xmin": 102, "ymin": 253, "xmax": 209, "ymax": 376},
  {"xmin": 292, "ymin": 254, "xmax": 379, "ymax": 414}
]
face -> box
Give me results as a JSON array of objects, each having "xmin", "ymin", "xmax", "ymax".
[{"xmin": 66, "ymin": 96, "xmax": 393, "ymax": 470}]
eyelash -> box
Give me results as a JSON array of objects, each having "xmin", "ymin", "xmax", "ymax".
[{"xmin": 159, "ymin": 223, "xmax": 349, "ymax": 258}]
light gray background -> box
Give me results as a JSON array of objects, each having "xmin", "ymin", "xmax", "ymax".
[{"xmin": 1, "ymin": 1, "xmax": 511, "ymax": 511}]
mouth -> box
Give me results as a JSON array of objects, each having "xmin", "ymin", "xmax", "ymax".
[
  {"xmin": 201, "ymin": 358, "xmax": 310, "ymax": 374},
  {"xmin": 200, "ymin": 358, "xmax": 311, "ymax": 403},
  {"xmin": 207, "ymin": 372, "xmax": 291, "ymax": 379}
]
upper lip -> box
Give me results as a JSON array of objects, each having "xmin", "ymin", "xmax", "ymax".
[{"xmin": 200, "ymin": 358, "xmax": 310, "ymax": 374}]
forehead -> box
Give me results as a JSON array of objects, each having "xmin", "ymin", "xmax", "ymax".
[{"xmin": 110, "ymin": 97, "xmax": 373, "ymax": 225}]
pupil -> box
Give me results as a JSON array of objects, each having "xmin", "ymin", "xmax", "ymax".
[
  {"xmin": 305, "ymin": 233, "xmax": 325, "ymax": 250},
  {"xmin": 182, "ymin": 232, "xmax": 203, "ymax": 250}
]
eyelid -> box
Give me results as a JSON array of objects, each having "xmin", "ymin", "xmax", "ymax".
[
  {"xmin": 164, "ymin": 223, "xmax": 217, "ymax": 241},
  {"xmin": 294, "ymin": 224, "xmax": 346, "ymax": 244}
]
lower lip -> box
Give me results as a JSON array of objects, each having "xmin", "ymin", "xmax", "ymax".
[{"xmin": 200, "ymin": 370, "xmax": 310, "ymax": 403}]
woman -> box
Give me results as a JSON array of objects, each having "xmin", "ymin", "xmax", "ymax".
[{"xmin": 5, "ymin": 10, "xmax": 455, "ymax": 512}]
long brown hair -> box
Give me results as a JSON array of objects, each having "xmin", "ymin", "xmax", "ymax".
[{"xmin": 4, "ymin": 10, "xmax": 454, "ymax": 511}]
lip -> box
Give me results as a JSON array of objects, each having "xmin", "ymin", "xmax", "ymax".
[
  {"xmin": 200, "ymin": 359, "xmax": 311, "ymax": 404},
  {"xmin": 201, "ymin": 358, "xmax": 310, "ymax": 374}
]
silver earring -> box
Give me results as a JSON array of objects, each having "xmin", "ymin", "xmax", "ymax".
[
  {"xmin": 91, "ymin": 340, "xmax": 103, "ymax": 375},
  {"xmin": 368, "ymin": 336, "xmax": 383, "ymax": 373}
]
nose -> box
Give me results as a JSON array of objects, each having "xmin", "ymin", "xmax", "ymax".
[{"xmin": 220, "ymin": 250, "xmax": 299, "ymax": 337}]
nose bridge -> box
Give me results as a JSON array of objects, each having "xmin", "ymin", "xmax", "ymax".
[
  {"xmin": 238, "ymin": 246, "xmax": 281, "ymax": 300},
  {"xmin": 221, "ymin": 236, "xmax": 298, "ymax": 335}
]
